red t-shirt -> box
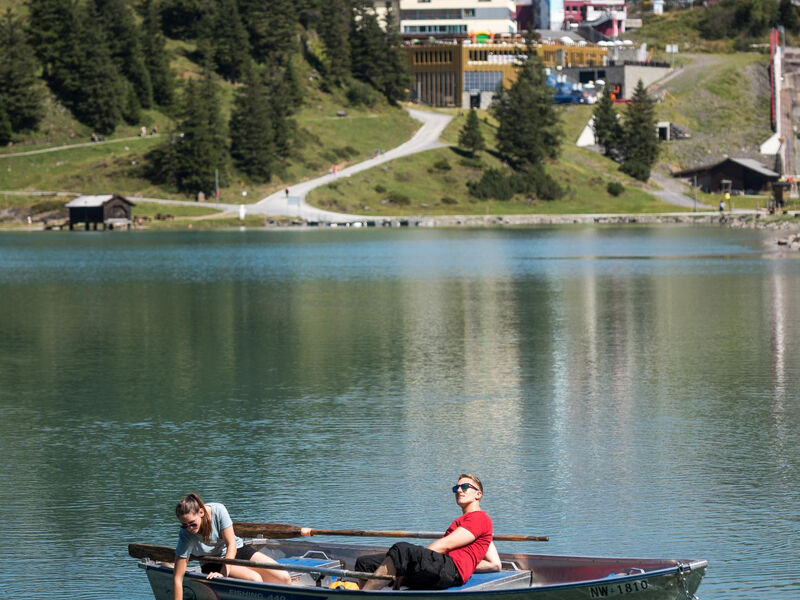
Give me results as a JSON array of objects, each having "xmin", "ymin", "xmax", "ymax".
[{"xmin": 443, "ymin": 510, "xmax": 493, "ymax": 583}]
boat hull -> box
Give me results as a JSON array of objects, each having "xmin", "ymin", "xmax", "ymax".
[{"xmin": 138, "ymin": 539, "xmax": 706, "ymax": 600}]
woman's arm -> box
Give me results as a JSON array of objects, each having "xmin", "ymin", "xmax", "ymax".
[
  {"xmin": 474, "ymin": 542, "xmax": 502, "ymax": 572},
  {"xmin": 427, "ymin": 526, "xmax": 476, "ymax": 554},
  {"xmin": 218, "ymin": 526, "xmax": 239, "ymax": 577},
  {"xmin": 173, "ymin": 556, "xmax": 188, "ymax": 600}
]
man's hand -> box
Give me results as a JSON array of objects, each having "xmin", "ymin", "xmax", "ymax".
[{"xmin": 427, "ymin": 527, "xmax": 476, "ymax": 554}]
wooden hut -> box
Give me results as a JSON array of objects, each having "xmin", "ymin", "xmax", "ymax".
[
  {"xmin": 66, "ymin": 194, "xmax": 135, "ymax": 230},
  {"xmin": 673, "ymin": 158, "xmax": 779, "ymax": 194}
]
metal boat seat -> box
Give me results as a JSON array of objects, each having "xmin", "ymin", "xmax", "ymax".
[
  {"xmin": 277, "ymin": 551, "xmax": 342, "ymax": 587},
  {"xmin": 448, "ymin": 569, "xmax": 533, "ymax": 591}
]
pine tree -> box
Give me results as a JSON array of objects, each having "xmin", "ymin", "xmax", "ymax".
[
  {"xmin": 620, "ymin": 79, "xmax": 659, "ymax": 182},
  {"xmin": 94, "ymin": 0, "xmax": 153, "ymax": 108},
  {"xmin": 350, "ymin": 3, "xmax": 409, "ymax": 104},
  {"xmin": 779, "ymin": 0, "xmax": 799, "ymax": 33},
  {"xmin": 318, "ymin": 0, "xmax": 350, "ymax": 86},
  {"xmin": 492, "ymin": 43, "xmax": 563, "ymax": 169},
  {"xmin": 26, "ymin": 0, "xmax": 73, "ymax": 81},
  {"xmin": 458, "ymin": 109, "xmax": 485, "ymax": 156},
  {"xmin": 159, "ymin": 0, "xmax": 214, "ymax": 40},
  {"xmin": 47, "ymin": 2, "xmax": 126, "ymax": 134},
  {"xmin": 141, "ymin": 0, "xmax": 175, "ymax": 107},
  {"xmin": 0, "ymin": 9, "xmax": 45, "ymax": 132},
  {"xmin": 229, "ymin": 66, "xmax": 276, "ymax": 182},
  {"xmin": 592, "ymin": 85, "xmax": 622, "ymax": 160},
  {"xmin": 0, "ymin": 98, "xmax": 12, "ymax": 145},
  {"xmin": 351, "ymin": 3, "xmax": 384, "ymax": 87},
  {"xmin": 152, "ymin": 73, "xmax": 230, "ymax": 195},
  {"xmin": 240, "ymin": 0, "xmax": 297, "ymax": 65},
  {"xmin": 266, "ymin": 63, "xmax": 295, "ymax": 167},
  {"xmin": 378, "ymin": 6, "xmax": 411, "ymax": 104},
  {"xmin": 210, "ymin": 0, "xmax": 250, "ymax": 82}
]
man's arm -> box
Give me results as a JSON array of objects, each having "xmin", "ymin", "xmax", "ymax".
[
  {"xmin": 427, "ymin": 526, "xmax": 476, "ymax": 554},
  {"xmin": 474, "ymin": 542, "xmax": 501, "ymax": 573}
]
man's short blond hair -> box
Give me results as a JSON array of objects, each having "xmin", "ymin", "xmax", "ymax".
[{"xmin": 459, "ymin": 473, "xmax": 483, "ymax": 493}]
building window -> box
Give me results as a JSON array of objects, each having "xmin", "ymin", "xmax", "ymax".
[
  {"xmin": 464, "ymin": 71, "xmax": 503, "ymax": 92},
  {"xmin": 464, "ymin": 8, "xmax": 475, "ymax": 16}
]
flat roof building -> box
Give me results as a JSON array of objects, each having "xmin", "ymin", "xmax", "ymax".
[{"xmin": 376, "ymin": 0, "xmax": 518, "ymax": 37}]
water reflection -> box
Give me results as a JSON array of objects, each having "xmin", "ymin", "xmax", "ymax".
[{"xmin": 0, "ymin": 228, "xmax": 799, "ymax": 599}]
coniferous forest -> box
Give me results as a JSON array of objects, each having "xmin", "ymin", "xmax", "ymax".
[{"xmin": 1, "ymin": 0, "xmax": 411, "ymax": 194}]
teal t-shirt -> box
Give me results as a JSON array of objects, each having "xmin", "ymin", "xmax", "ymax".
[{"xmin": 175, "ymin": 502, "xmax": 243, "ymax": 558}]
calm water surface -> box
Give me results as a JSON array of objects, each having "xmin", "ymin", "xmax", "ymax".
[{"xmin": 0, "ymin": 227, "xmax": 798, "ymax": 599}]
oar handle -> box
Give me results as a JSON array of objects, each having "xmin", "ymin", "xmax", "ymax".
[
  {"xmin": 128, "ymin": 543, "xmax": 395, "ymax": 582},
  {"xmin": 233, "ymin": 522, "xmax": 548, "ymax": 542}
]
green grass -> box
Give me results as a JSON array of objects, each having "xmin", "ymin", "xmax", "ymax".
[
  {"xmin": 132, "ymin": 202, "xmax": 221, "ymax": 218},
  {"xmin": 655, "ymin": 53, "xmax": 772, "ymax": 171}
]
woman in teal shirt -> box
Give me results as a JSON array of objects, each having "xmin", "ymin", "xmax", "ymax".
[{"xmin": 172, "ymin": 493, "xmax": 309, "ymax": 600}]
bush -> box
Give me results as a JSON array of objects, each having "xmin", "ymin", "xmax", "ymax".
[
  {"xmin": 620, "ymin": 159, "xmax": 650, "ymax": 182},
  {"xmin": 526, "ymin": 166, "xmax": 564, "ymax": 201},
  {"xmin": 374, "ymin": 185, "xmax": 386, "ymax": 193},
  {"xmin": 386, "ymin": 191, "xmax": 410, "ymax": 205},
  {"xmin": 467, "ymin": 167, "xmax": 529, "ymax": 201},
  {"xmin": 430, "ymin": 158, "xmax": 452, "ymax": 172},
  {"xmin": 346, "ymin": 80, "xmax": 378, "ymax": 107},
  {"xmin": 441, "ymin": 196, "xmax": 458, "ymax": 205},
  {"xmin": 607, "ymin": 181, "xmax": 625, "ymax": 196}
]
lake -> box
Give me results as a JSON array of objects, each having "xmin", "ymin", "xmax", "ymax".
[{"xmin": 0, "ymin": 227, "xmax": 797, "ymax": 599}]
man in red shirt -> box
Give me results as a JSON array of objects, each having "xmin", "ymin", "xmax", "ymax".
[{"xmin": 358, "ymin": 474, "xmax": 501, "ymax": 590}]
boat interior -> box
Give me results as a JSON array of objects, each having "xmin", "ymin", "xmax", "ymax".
[{"xmin": 233, "ymin": 538, "xmax": 695, "ymax": 589}]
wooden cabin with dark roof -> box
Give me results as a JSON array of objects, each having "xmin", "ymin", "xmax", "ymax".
[
  {"xmin": 673, "ymin": 158, "xmax": 779, "ymax": 194},
  {"xmin": 66, "ymin": 194, "xmax": 135, "ymax": 230}
]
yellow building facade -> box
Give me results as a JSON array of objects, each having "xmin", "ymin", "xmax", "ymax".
[{"xmin": 404, "ymin": 41, "xmax": 608, "ymax": 107}]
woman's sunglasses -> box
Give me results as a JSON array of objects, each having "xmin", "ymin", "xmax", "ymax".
[{"xmin": 452, "ymin": 483, "xmax": 480, "ymax": 493}]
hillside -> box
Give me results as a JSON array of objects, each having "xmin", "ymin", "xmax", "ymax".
[{"xmin": 0, "ymin": 3, "xmax": 783, "ymax": 226}]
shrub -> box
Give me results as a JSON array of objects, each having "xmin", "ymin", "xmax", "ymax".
[
  {"xmin": 387, "ymin": 191, "xmax": 410, "ymax": 205},
  {"xmin": 430, "ymin": 158, "xmax": 452, "ymax": 172},
  {"xmin": 346, "ymin": 80, "xmax": 378, "ymax": 107},
  {"xmin": 526, "ymin": 166, "xmax": 564, "ymax": 201},
  {"xmin": 607, "ymin": 181, "xmax": 625, "ymax": 196},
  {"xmin": 374, "ymin": 185, "xmax": 387, "ymax": 193},
  {"xmin": 467, "ymin": 167, "xmax": 528, "ymax": 201},
  {"xmin": 441, "ymin": 196, "xmax": 458, "ymax": 205}
]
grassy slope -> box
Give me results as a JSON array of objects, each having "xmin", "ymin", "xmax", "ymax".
[
  {"xmin": 307, "ymin": 103, "xmax": 677, "ymax": 216},
  {"xmin": 0, "ymin": 30, "xmax": 417, "ymax": 210}
]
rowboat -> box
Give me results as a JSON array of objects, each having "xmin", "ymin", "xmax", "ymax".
[{"xmin": 130, "ymin": 537, "xmax": 707, "ymax": 600}]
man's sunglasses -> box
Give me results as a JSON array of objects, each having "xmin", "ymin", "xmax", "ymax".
[{"xmin": 452, "ymin": 483, "xmax": 480, "ymax": 493}]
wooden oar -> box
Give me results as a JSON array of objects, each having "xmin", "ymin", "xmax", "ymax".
[
  {"xmin": 127, "ymin": 543, "xmax": 395, "ymax": 581},
  {"xmin": 233, "ymin": 522, "xmax": 549, "ymax": 542}
]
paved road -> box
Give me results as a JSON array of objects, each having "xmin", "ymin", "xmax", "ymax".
[
  {"xmin": 247, "ymin": 108, "xmax": 453, "ymax": 221},
  {"xmin": 131, "ymin": 108, "xmax": 453, "ymax": 221},
  {"xmin": 649, "ymin": 170, "xmax": 712, "ymax": 210}
]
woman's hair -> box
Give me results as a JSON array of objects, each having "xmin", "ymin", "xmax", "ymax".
[
  {"xmin": 460, "ymin": 473, "xmax": 483, "ymax": 493},
  {"xmin": 176, "ymin": 493, "xmax": 212, "ymax": 543}
]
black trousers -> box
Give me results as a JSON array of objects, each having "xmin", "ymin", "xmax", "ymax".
[{"xmin": 354, "ymin": 542, "xmax": 462, "ymax": 589}]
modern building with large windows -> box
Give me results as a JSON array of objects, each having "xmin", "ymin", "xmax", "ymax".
[{"xmin": 404, "ymin": 38, "xmax": 607, "ymax": 107}]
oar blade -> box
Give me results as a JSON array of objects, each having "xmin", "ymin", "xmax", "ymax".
[
  {"xmin": 233, "ymin": 522, "xmax": 304, "ymax": 539},
  {"xmin": 129, "ymin": 543, "xmax": 176, "ymax": 562}
]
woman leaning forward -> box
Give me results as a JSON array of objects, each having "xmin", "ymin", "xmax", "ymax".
[{"xmin": 172, "ymin": 493, "xmax": 310, "ymax": 600}]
